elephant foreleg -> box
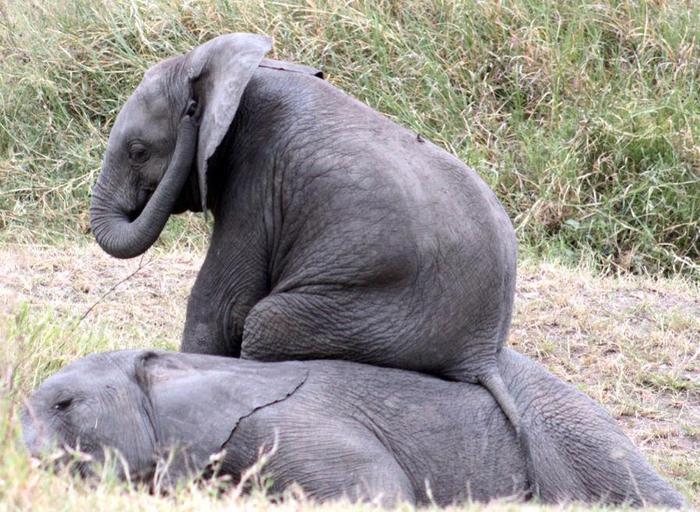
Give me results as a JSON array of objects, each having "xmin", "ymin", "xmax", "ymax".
[{"xmin": 182, "ymin": 246, "xmax": 269, "ymax": 357}]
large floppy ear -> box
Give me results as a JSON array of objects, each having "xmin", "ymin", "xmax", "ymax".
[
  {"xmin": 133, "ymin": 351, "xmax": 307, "ymax": 484},
  {"xmin": 184, "ymin": 33, "xmax": 272, "ymax": 217}
]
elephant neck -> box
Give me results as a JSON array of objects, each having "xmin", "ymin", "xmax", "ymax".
[
  {"xmin": 203, "ymin": 68, "xmax": 304, "ymax": 219},
  {"xmin": 200, "ymin": 67, "xmax": 322, "ymax": 219}
]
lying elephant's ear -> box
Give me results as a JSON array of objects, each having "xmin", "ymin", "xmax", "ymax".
[
  {"xmin": 133, "ymin": 351, "xmax": 307, "ymax": 484},
  {"xmin": 185, "ymin": 34, "xmax": 272, "ymax": 218}
]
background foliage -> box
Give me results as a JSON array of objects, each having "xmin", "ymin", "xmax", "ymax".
[{"xmin": 0, "ymin": 0, "xmax": 698, "ymax": 276}]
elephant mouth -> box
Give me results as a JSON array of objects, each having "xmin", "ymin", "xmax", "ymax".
[
  {"xmin": 127, "ymin": 188, "xmax": 156, "ymax": 222},
  {"xmin": 90, "ymin": 115, "xmax": 199, "ymax": 260},
  {"xmin": 126, "ymin": 207, "xmax": 143, "ymax": 223},
  {"xmin": 129, "ymin": 173, "xmax": 195, "ymax": 220},
  {"xmin": 172, "ymin": 170, "xmax": 203, "ymax": 214},
  {"xmin": 171, "ymin": 196, "xmax": 189, "ymax": 215}
]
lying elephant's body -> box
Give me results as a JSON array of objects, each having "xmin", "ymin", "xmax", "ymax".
[{"xmin": 23, "ymin": 348, "xmax": 684, "ymax": 507}]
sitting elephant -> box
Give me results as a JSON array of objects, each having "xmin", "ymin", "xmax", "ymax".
[
  {"xmin": 90, "ymin": 33, "xmax": 523, "ymax": 470},
  {"xmin": 23, "ymin": 348, "xmax": 684, "ymax": 507}
]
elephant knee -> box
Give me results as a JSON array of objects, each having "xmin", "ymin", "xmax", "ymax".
[
  {"xmin": 181, "ymin": 321, "xmax": 239, "ymax": 357},
  {"xmin": 361, "ymin": 471, "xmax": 416, "ymax": 507}
]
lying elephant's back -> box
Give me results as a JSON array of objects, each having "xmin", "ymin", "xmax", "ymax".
[
  {"xmin": 229, "ymin": 356, "xmax": 529, "ymax": 505},
  {"xmin": 221, "ymin": 353, "xmax": 686, "ymax": 507}
]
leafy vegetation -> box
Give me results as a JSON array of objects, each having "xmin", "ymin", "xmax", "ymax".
[{"xmin": 0, "ymin": 0, "xmax": 698, "ymax": 276}]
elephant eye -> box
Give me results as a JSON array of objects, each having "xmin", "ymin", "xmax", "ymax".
[
  {"xmin": 128, "ymin": 142, "xmax": 150, "ymax": 164},
  {"xmin": 53, "ymin": 398, "xmax": 73, "ymax": 411}
]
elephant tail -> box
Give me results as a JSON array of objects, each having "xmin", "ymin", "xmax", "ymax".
[{"xmin": 479, "ymin": 371, "xmax": 538, "ymax": 498}]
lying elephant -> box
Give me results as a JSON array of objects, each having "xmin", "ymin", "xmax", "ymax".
[
  {"xmin": 89, "ymin": 34, "xmax": 522, "ymax": 458},
  {"xmin": 23, "ymin": 348, "xmax": 684, "ymax": 507}
]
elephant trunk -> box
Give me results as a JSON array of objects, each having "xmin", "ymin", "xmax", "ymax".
[{"xmin": 90, "ymin": 116, "xmax": 198, "ymax": 259}]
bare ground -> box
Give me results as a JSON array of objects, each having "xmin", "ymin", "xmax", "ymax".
[{"xmin": 0, "ymin": 243, "xmax": 698, "ymax": 506}]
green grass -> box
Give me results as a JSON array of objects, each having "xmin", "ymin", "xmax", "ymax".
[
  {"xmin": 0, "ymin": 0, "xmax": 698, "ymax": 276},
  {"xmin": 1, "ymin": 247, "xmax": 697, "ymax": 509}
]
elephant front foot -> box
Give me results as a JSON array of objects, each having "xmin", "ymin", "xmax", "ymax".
[{"xmin": 181, "ymin": 321, "xmax": 241, "ymax": 357}]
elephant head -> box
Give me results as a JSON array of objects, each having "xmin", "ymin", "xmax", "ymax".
[
  {"xmin": 90, "ymin": 34, "xmax": 272, "ymax": 259},
  {"xmin": 22, "ymin": 350, "xmax": 307, "ymax": 483},
  {"xmin": 21, "ymin": 351, "xmax": 159, "ymax": 479}
]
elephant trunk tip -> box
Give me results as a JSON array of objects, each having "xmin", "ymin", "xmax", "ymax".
[{"xmin": 90, "ymin": 209, "xmax": 152, "ymax": 260}]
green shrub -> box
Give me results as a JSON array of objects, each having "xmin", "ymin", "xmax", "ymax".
[{"xmin": 0, "ymin": 0, "xmax": 697, "ymax": 276}]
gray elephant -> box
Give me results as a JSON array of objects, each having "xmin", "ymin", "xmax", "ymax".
[
  {"xmin": 23, "ymin": 348, "xmax": 684, "ymax": 507},
  {"xmin": 90, "ymin": 33, "xmax": 522, "ymax": 467}
]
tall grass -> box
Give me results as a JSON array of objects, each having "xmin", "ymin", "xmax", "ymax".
[{"xmin": 0, "ymin": 0, "xmax": 698, "ymax": 276}]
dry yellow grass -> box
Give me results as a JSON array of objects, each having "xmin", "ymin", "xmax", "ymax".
[{"xmin": 0, "ymin": 243, "xmax": 697, "ymax": 509}]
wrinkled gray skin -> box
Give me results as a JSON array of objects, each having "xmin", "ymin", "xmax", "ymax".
[
  {"xmin": 23, "ymin": 349, "xmax": 685, "ymax": 508},
  {"xmin": 90, "ymin": 32, "xmax": 523, "ymax": 468}
]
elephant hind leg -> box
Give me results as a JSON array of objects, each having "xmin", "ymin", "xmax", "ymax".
[{"xmin": 240, "ymin": 292, "xmax": 410, "ymax": 365}]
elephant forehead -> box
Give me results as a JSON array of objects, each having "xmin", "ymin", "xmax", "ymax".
[
  {"xmin": 136, "ymin": 56, "xmax": 182, "ymax": 104},
  {"xmin": 110, "ymin": 87, "xmax": 172, "ymax": 145},
  {"xmin": 132, "ymin": 85, "xmax": 170, "ymax": 113},
  {"xmin": 44, "ymin": 355, "xmax": 126, "ymax": 390}
]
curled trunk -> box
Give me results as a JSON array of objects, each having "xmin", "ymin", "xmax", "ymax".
[{"xmin": 91, "ymin": 116, "xmax": 198, "ymax": 259}]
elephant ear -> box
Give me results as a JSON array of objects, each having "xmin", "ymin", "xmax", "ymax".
[
  {"xmin": 134, "ymin": 351, "xmax": 307, "ymax": 484},
  {"xmin": 185, "ymin": 33, "xmax": 272, "ymax": 217}
]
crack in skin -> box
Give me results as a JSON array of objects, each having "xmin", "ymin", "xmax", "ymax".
[{"xmin": 218, "ymin": 370, "xmax": 309, "ymax": 452}]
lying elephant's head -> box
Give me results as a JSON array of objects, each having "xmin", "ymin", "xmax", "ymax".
[
  {"xmin": 90, "ymin": 34, "xmax": 272, "ymax": 259},
  {"xmin": 23, "ymin": 350, "xmax": 307, "ymax": 483},
  {"xmin": 22, "ymin": 351, "xmax": 159, "ymax": 479}
]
